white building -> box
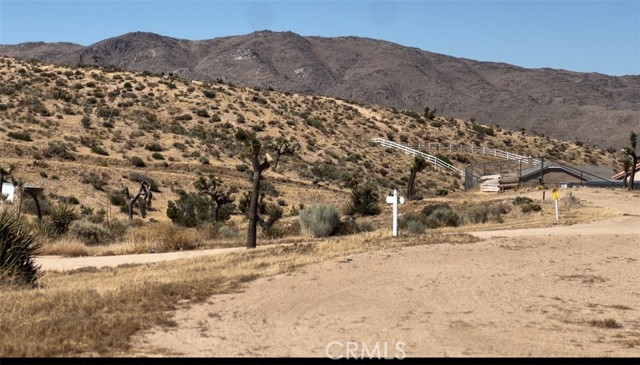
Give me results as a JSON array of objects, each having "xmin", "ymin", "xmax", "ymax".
[{"xmin": 1, "ymin": 182, "xmax": 15, "ymax": 203}]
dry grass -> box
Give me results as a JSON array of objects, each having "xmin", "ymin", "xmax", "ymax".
[
  {"xmin": 38, "ymin": 237, "xmax": 90, "ymax": 257},
  {"xmin": 36, "ymin": 221, "xmax": 247, "ymax": 257},
  {"xmin": 0, "ymin": 230, "xmax": 477, "ymax": 356}
]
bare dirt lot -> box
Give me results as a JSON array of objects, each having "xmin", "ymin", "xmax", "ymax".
[{"xmin": 116, "ymin": 188, "xmax": 639, "ymax": 357}]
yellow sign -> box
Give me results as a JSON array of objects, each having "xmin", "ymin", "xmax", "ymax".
[{"xmin": 552, "ymin": 189, "xmax": 559, "ymax": 200}]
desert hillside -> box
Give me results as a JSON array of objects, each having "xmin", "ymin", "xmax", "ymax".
[
  {"xmin": 0, "ymin": 56, "xmax": 619, "ymax": 222},
  {"xmin": 1, "ymin": 31, "xmax": 638, "ymax": 148}
]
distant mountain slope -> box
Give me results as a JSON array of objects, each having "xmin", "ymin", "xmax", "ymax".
[{"xmin": 2, "ymin": 30, "xmax": 638, "ymax": 148}]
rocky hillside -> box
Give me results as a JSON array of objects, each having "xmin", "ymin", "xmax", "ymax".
[
  {"xmin": 1, "ymin": 31, "xmax": 638, "ymax": 149},
  {"xmin": 0, "ymin": 57, "xmax": 618, "ymax": 221}
]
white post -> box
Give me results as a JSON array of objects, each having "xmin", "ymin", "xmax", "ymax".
[
  {"xmin": 555, "ymin": 199, "xmax": 559, "ymax": 221},
  {"xmin": 386, "ymin": 189, "xmax": 405, "ymax": 237},
  {"xmin": 392, "ymin": 189, "xmax": 398, "ymax": 237}
]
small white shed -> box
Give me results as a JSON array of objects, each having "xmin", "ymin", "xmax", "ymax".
[{"xmin": 1, "ymin": 182, "xmax": 15, "ymax": 203}]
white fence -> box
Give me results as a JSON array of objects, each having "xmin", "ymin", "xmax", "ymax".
[
  {"xmin": 371, "ymin": 138, "xmax": 465, "ymax": 176},
  {"xmin": 393, "ymin": 141, "xmax": 541, "ymax": 166}
]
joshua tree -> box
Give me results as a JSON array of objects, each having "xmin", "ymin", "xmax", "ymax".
[
  {"xmin": 121, "ymin": 180, "xmax": 152, "ymax": 219},
  {"xmin": 193, "ymin": 173, "xmax": 236, "ymax": 222},
  {"xmin": 424, "ymin": 107, "xmax": 437, "ymax": 120},
  {"xmin": 407, "ymin": 156, "xmax": 427, "ymax": 200},
  {"xmin": 268, "ymin": 136, "xmax": 297, "ymax": 171},
  {"xmin": 238, "ymin": 190, "xmax": 283, "ymax": 233},
  {"xmin": 235, "ymin": 129, "xmax": 274, "ymax": 249},
  {"xmin": 622, "ymin": 156, "xmax": 631, "ymax": 190},
  {"xmin": 623, "ymin": 131, "xmax": 637, "ymax": 190}
]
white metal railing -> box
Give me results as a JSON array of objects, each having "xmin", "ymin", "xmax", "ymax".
[
  {"xmin": 371, "ymin": 138, "xmax": 465, "ymax": 176},
  {"xmin": 387, "ymin": 141, "xmax": 541, "ymax": 166}
]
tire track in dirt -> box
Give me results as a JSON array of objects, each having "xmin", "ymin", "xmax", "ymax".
[{"xmin": 127, "ymin": 189, "xmax": 640, "ymax": 357}]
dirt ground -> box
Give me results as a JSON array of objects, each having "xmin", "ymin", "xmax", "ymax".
[{"xmin": 39, "ymin": 188, "xmax": 640, "ymax": 357}]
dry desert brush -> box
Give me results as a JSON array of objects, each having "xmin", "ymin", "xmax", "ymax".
[{"xmin": 299, "ymin": 204, "xmax": 341, "ymax": 238}]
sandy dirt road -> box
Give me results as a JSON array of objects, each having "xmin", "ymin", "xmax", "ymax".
[
  {"xmin": 125, "ymin": 188, "xmax": 639, "ymax": 357},
  {"xmin": 36, "ymin": 247, "xmax": 245, "ymax": 271}
]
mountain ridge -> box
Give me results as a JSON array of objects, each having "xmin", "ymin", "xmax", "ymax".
[{"xmin": 1, "ymin": 30, "xmax": 638, "ymax": 148}]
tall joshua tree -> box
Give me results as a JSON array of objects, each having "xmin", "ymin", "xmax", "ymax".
[
  {"xmin": 407, "ymin": 156, "xmax": 427, "ymax": 199},
  {"xmin": 236, "ymin": 129, "xmax": 273, "ymax": 249},
  {"xmin": 624, "ymin": 131, "xmax": 637, "ymax": 190},
  {"xmin": 622, "ymin": 156, "xmax": 631, "ymax": 190}
]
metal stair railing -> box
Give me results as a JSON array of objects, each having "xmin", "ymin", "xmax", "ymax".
[{"xmin": 371, "ymin": 138, "xmax": 465, "ymax": 176}]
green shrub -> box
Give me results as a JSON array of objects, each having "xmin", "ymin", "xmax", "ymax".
[
  {"xmin": 45, "ymin": 142, "xmax": 76, "ymax": 161},
  {"xmin": 513, "ymin": 196, "xmax": 533, "ymax": 205},
  {"xmin": 425, "ymin": 207, "xmax": 461, "ymax": 228},
  {"xmin": 80, "ymin": 172, "xmax": 107, "ymax": 191},
  {"xmin": 96, "ymin": 106, "xmax": 120, "ymax": 118},
  {"xmin": 144, "ymin": 142, "xmax": 163, "ymax": 152},
  {"xmin": 463, "ymin": 205, "xmax": 491, "ymax": 224},
  {"xmin": 108, "ymin": 192, "xmax": 127, "ymax": 207},
  {"xmin": 521, "ymin": 203, "xmax": 542, "ymax": 213},
  {"xmin": 175, "ymin": 114, "xmax": 192, "ymax": 121},
  {"xmin": 399, "ymin": 212, "xmax": 426, "ymax": 234},
  {"xmin": 130, "ymin": 156, "xmax": 146, "ymax": 168},
  {"xmin": 435, "ymin": 188, "xmax": 449, "ymax": 196},
  {"xmin": 406, "ymin": 219, "xmax": 425, "ymax": 234},
  {"xmin": 421, "ymin": 202, "xmax": 452, "ymax": 217},
  {"xmin": 151, "ymin": 152, "xmax": 165, "ymax": 160},
  {"xmin": 299, "ymin": 204, "xmax": 341, "ymax": 238},
  {"xmin": 166, "ymin": 190, "xmax": 213, "ymax": 228},
  {"xmin": 7, "ymin": 131, "xmax": 32, "ymax": 141},
  {"xmin": 90, "ymin": 145, "xmax": 109, "ymax": 156},
  {"xmin": 69, "ymin": 219, "xmax": 109, "ymax": 245},
  {"xmin": 0, "ymin": 209, "xmax": 42, "ymax": 286},
  {"xmin": 195, "ymin": 109, "xmax": 210, "ymax": 118},
  {"xmin": 460, "ymin": 202, "xmax": 509, "ymax": 225},
  {"xmin": 105, "ymin": 219, "xmax": 128, "ymax": 243}
]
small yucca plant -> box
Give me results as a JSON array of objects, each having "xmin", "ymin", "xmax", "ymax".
[
  {"xmin": 344, "ymin": 185, "xmax": 381, "ymax": 217},
  {"xmin": 50, "ymin": 203, "xmax": 77, "ymax": 236},
  {"xmin": 0, "ymin": 209, "xmax": 43, "ymax": 287}
]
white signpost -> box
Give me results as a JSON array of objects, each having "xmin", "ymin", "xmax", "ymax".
[
  {"xmin": 553, "ymin": 188, "xmax": 560, "ymax": 221},
  {"xmin": 386, "ymin": 189, "xmax": 405, "ymax": 237}
]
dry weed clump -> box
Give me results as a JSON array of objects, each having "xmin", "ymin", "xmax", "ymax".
[
  {"xmin": 125, "ymin": 221, "xmax": 202, "ymax": 253},
  {"xmin": 38, "ymin": 237, "xmax": 89, "ymax": 257}
]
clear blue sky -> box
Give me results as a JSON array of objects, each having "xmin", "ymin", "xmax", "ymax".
[{"xmin": 0, "ymin": 0, "xmax": 638, "ymax": 76}]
